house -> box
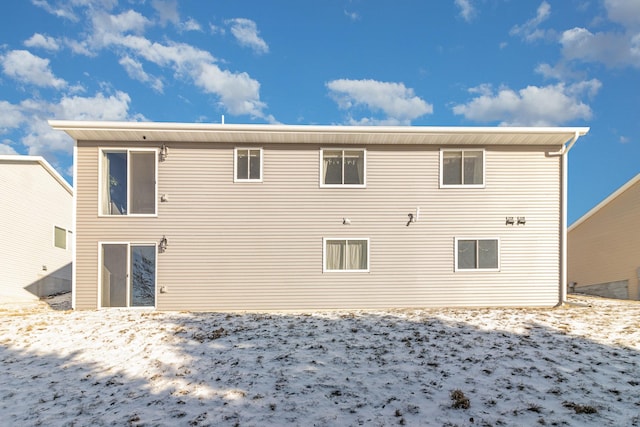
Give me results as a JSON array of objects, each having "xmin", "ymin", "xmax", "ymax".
[
  {"xmin": 568, "ymin": 174, "xmax": 640, "ymax": 300},
  {"xmin": 0, "ymin": 155, "xmax": 73, "ymax": 303},
  {"xmin": 49, "ymin": 121, "xmax": 589, "ymax": 310}
]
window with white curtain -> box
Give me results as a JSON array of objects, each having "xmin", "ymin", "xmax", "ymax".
[
  {"xmin": 100, "ymin": 149, "xmax": 157, "ymax": 216},
  {"xmin": 441, "ymin": 149, "xmax": 484, "ymax": 187},
  {"xmin": 455, "ymin": 238, "xmax": 499, "ymax": 271},
  {"xmin": 320, "ymin": 149, "xmax": 365, "ymax": 187},
  {"xmin": 235, "ymin": 148, "xmax": 263, "ymax": 182},
  {"xmin": 324, "ymin": 238, "xmax": 369, "ymax": 272}
]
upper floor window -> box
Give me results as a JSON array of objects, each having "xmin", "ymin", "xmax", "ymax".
[
  {"xmin": 441, "ymin": 149, "xmax": 484, "ymax": 188},
  {"xmin": 234, "ymin": 148, "xmax": 263, "ymax": 182},
  {"xmin": 100, "ymin": 149, "xmax": 157, "ymax": 216},
  {"xmin": 321, "ymin": 149, "xmax": 366, "ymax": 187},
  {"xmin": 455, "ymin": 238, "xmax": 499, "ymax": 271},
  {"xmin": 54, "ymin": 226, "xmax": 67, "ymax": 249}
]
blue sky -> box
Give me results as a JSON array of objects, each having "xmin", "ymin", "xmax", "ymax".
[{"xmin": 1, "ymin": 1, "xmax": 639, "ymax": 223}]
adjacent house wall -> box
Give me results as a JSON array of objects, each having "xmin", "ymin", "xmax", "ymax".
[
  {"xmin": 75, "ymin": 140, "xmax": 562, "ymax": 310},
  {"xmin": 568, "ymin": 175, "xmax": 640, "ymax": 300},
  {"xmin": 0, "ymin": 157, "xmax": 73, "ymax": 302}
]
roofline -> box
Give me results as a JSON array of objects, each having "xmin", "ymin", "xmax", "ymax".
[
  {"xmin": 0, "ymin": 155, "xmax": 73, "ymax": 196},
  {"xmin": 48, "ymin": 120, "xmax": 590, "ymax": 136},
  {"xmin": 569, "ymin": 172, "xmax": 640, "ymax": 232}
]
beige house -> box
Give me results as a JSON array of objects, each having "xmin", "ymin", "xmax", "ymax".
[
  {"xmin": 50, "ymin": 121, "xmax": 588, "ymax": 310},
  {"xmin": 568, "ymin": 174, "xmax": 640, "ymax": 300},
  {"xmin": 0, "ymin": 155, "xmax": 73, "ymax": 303}
]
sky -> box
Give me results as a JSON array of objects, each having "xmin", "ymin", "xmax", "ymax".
[{"xmin": 0, "ymin": 0, "xmax": 638, "ymax": 224}]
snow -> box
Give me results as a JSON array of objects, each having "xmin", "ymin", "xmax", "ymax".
[{"xmin": 1, "ymin": 294, "xmax": 639, "ymax": 426}]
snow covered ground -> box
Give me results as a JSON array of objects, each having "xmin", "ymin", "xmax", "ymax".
[{"xmin": 1, "ymin": 294, "xmax": 639, "ymax": 426}]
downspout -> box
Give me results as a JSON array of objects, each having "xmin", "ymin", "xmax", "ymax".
[{"xmin": 554, "ymin": 131, "xmax": 581, "ymax": 306}]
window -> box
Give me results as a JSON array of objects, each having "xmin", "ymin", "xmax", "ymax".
[
  {"xmin": 441, "ymin": 149, "xmax": 484, "ymax": 187},
  {"xmin": 235, "ymin": 148, "xmax": 263, "ymax": 182},
  {"xmin": 324, "ymin": 238, "xmax": 369, "ymax": 272},
  {"xmin": 100, "ymin": 243, "xmax": 156, "ymax": 308},
  {"xmin": 101, "ymin": 149, "xmax": 157, "ymax": 216},
  {"xmin": 455, "ymin": 238, "xmax": 499, "ymax": 271},
  {"xmin": 321, "ymin": 149, "xmax": 366, "ymax": 187},
  {"xmin": 54, "ymin": 226, "xmax": 67, "ymax": 249}
]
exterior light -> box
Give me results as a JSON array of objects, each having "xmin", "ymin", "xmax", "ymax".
[{"xmin": 159, "ymin": 236, "xmax": 168, "ymax": 253}]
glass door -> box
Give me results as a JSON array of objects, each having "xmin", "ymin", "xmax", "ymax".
[{"xmin": 101, "ymin": 243, "xmax": 156, "ymax": 308}]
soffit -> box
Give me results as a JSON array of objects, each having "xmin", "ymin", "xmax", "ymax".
[{"xmin": 48, "ymin": 121, "xmax": 589, "ymax": 147}]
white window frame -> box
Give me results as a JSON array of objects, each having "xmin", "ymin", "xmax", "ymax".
[
  {"xmin": 97, "ymin": 241, "xmax": 157, "ymax": 309},
  {"xmin": 234, "ymin": 147, "xmax": 263, "ymax": 183},
  {"xmin": 98, "ymin": 148, "xmax": 158, "ymax": 217},
  {"xmin": 439, "ymin": 149, "xmax": 485, "ymax": 188},
  {"xmin": 323, "ymin": 237, "xmax": 370, "ymax": 273},
  {"xmin": 319, "ymin": 148, "xmax": 367, "ymax": 188},
  {"xmin": 53, "ymin": 225, "xmax": 67, "ymax": 250},
  {"xmin": 454, "ymin": 237, "xmax": 500, "ymax": 272}
]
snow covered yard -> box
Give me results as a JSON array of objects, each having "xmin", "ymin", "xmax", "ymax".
[{"xmin": 1, "ymin": 295, "xmax": 639, "ymax": 426}]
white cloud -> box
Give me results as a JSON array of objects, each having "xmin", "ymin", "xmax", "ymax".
[
  {"xmin": 54, "ymin": 91, "xmax": 132, "ymax": 121},
  {"xmin": 560, "ymin": 27, "xmax": 640, "ymax": 68},
  {"xmin": 452, "ymin": 81, "xmax": 601, "ymax": 126},
  {"xmin": 90, "ymin": 10, "xmax": 151, "ymax": 47},
  {"xmin": 119, "ymin": 55, "xmax": 164, "ymax": 92},
  {"xmin": 0, "ymin": 100, "xmax": 25, "ymax": 129},
  {"xmin": 455, "ymin": 0, "xmax": 475, "ymax": 23},
  {"xmin": 344, "ymin": 10, "xmax": 360, "ymax": 21},
  {"xmin": 152, "ymin": 0, "xmax": 179, "ymax": 26},
  {"xmin": 557, "ymin": 0, "xmax": 640, "ymax": 69},
  {"xmin": 17, "ymin": 90, "xmax": 132, "ymax": 161},
  {"xmin": 180, "ymin": 18, "xmax": 202, "ymax": 32},
  {"xmin": 510, "ymin": 1, "xmax": 552, "ymax": 42},
  {"xmin": 0, "ymin": 50, "xmax": 67, "ymax": 89},
  {"xmin": 605, "ymin": 0, "xmax": 640, "ymax": 30},
  {"xmin": 226, "ymin": 18, "xmax": 269, "ymax": 54},
  {"xmin": 31, "ymin": 0, "xmax": 79, "ymax": 21},
  {"xmin": 31, "ymin": 3, "xmax": 272, "ymax": 120},
  {"xmin": 24, "ymin": 33, "xmax": 60, "ymax": 51},
  {"xmin": 326, "ymin": 79, "xmax": 433, "ymax": 125},
  {"xmin": 209, "ymin": 24, "xmax": 225, "ymax": 35},
  {"xmin": 32, "ymin": 0, "xmax": 117, "ymax": 21},
  {"xmin": 112, "ymin": 34, "xmax": 270, "ymax": 118},
  {"xmin": 194, "ymin": 63, "xmax": 268, "ymax": 118},
  {"xmin": 0, "ymin": 142, "xmax": 18, "ymax": 155}
]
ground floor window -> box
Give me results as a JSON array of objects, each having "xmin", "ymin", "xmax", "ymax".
[
  {"xmin": 324, "ymin": 238, "xmax": 369, "ymax": 272},
  {"xmin": 455, "ymin": 238, "xmax": 499, "ymax": 271},
  {"xmin": 100, "ymin": 243, "xmax": 156, "ymax": 307}
]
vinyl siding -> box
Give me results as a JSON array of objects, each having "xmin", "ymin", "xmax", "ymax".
[
  {"xmin": 75, "ymin": 141, "xmax": 561, "ymax": 310},
  {"xmin": 0, "ymin": 161, "xmax": 72, "ymax": 302},
  {"xmin": 568, "ymin": 178, "xmax": 640, "ymax": 300}
]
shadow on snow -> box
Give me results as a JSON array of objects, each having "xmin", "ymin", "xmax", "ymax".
[{"xmin": 1, "ymin": 306, "xmax": 639, "ymax": 426}]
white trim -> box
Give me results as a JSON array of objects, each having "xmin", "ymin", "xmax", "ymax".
[
  {"xmin": 98, "ymin": 148, "xmax": 158, "ymax": 217},
  {"xmin": 454, "ymin": 237, "xmax": 500, "ymax": 272},
  {"xmin": 97, "ymin": 241, "xmax": 157, "ymax": 309},
  {"xmin": 48, "ymin": 120, "xmax": 589, "ymax": 140},
  {"xmin": 72, "ymin": 143, "xmax": 77, "ymax": 310},
  {"xmin": 439, "ymin": 148, "xmax": 486, "ymax": 189},
  {"xmin": 323, "ymin": 237, "xmax": 370, "ymax": 273},
  {"xmin": 233, "ymin": 147, "xmax": 263, "ymax": 183},
  {"xmin": 319, "ymin": 148, "xmax": 367, "ymax": 188}
]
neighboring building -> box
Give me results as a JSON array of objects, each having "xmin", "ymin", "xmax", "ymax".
[
  {"xmin": 0, "ymin": 155, "xmax": 73, "ymax": 303},
  {"xmin": 49, "ymin": 121, "xmax": 588, "ymax": 310},
  {"xmin": 568, "ymin": 174, "xmax": 640, "ymax": 300}
]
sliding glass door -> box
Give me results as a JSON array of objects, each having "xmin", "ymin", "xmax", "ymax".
[{"xmin": 101, "ymin": 243, "xmax": 156, "ymax": 308}]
